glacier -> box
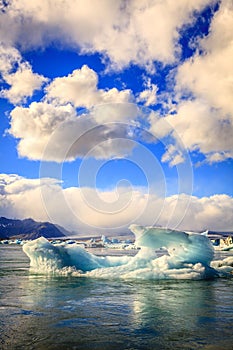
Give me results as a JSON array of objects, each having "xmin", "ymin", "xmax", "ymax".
[{"xmin": 22, "ymin": 225, "xmax": 233, "ymax": 280}]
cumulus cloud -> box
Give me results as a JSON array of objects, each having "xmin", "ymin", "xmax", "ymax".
[
  {"xmin": 176, "ymin": 0, "xmax": 233, "ymax": 116},
  {"xmin": 148, "ymin": 100, "xmax": 233, "ymax": 165},
  {"xmin": 0, "ymin": 45, "xmax": 47, "ymax": 104},
  {"xmin": 157, "ymin": 100, "xmax": 233, "ymax": 163},
  {"xmin": 45, "ymin": 65, "xmax": 133, "ymax": 108},
  {"xmin": 1, "ymin": 62, "xmax": 48, "ymax": 104},
  {"xmin": 172, "ymin": 0, "xmax": 233, "ymax": 162},
  {"xmin": 8, "ymin": 102, "xmax": 140, "ymax": 161},
  {"xmin": 8, "ymin": 102, "xmax": 76, "ymax": 160},
  {"xmin": 5, "ymin": 59, "xmax": 139, "ymax": 162},
  {"xmin": 0, "ymin": 174, "xmax": 232, "ymax": 235},
  {"xmin": 0, "ymin": 0, "xmax": 214, "ymax": 69}
]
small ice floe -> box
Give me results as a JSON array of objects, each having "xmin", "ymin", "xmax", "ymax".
[{"xmin": 211, "ymin": 236, "xmax": 233, "ymax": 251}]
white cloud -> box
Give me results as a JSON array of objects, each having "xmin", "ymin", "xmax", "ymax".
[
  {"xmin": 149, "ymin": 99, "xmax": 233, "ymax": 164},
  {"xmin": 0, "ymin": 174, "xmax": 232, "ymax": 235},
  {"xmin": 161, "ymin": 144, "xmax": 185, "ymax": 167},
  {"xmin": 8, "ymin": 102, "xmax": 77, "ymax": 160},
  {"xmin": 0, "ymin": 174, "xmax": 61, "ymax": 221},
  {"xmin": 137, "ymin": 78, "xmax": 158, "ymax": 106},
  {"xmin": 1, "ymin": 62, "xmax": 48, "ymax": 104},
  {"xmin": 166, "ymin": 100, "xmax": 233, "ymax": 156},
  {"xmin": 0, "ymin": 45, "xmax": 47, "ymax": 104},
  {"xmin": 0, "ymin": 0, "xmax": 214, "ymax": 70},
  {"xmin": 5, "ymin": 60, "xmax": 139, "ymax": 162},
  {"xmin": 172, "ymin": 0, "xmax": 233, "ymax": 162},
  {"xmin": 206, "ymin": 152, "xmax": 232, "ymax": 164},
  {"xmin": 8, "ymin": 101, "xmax": 140, "ymax": 161},
  {"xmin": 0, "ymin": 45, "xmax": 21, "ymax": 74},
  {"xmin": 45, "ymin": 65, "xmax": 133, "ymax": 108}
]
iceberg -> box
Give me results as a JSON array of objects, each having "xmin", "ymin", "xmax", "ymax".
[{"xmin": 22, "ymin": 226, "xmax": 233, "ymax": 280}]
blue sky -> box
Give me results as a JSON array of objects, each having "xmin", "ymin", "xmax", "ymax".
[{"xmin": 0, "ymin": 0, "xmax": 232, "ymax": 234}]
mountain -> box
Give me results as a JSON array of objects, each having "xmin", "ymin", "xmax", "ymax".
[{"xmin": 0, "ymin": 217, "xmax": 67, "ymax": 240}]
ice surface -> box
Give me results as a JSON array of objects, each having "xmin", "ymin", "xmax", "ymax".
[
  {"xmin": 22, "ymin": 226, "xmax": 233, "ymax": 280},
  {"xmin": 23, "ymin": 237, "xmax": 130, "ymax": 273},
  {"xmin": 130, "ymin": 225, "xmax": 214, "ymax": 265}
]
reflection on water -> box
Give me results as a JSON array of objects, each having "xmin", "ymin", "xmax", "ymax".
[{"xmin": 0, "ymin": 245, "xmax": 233, "ymax": 349}]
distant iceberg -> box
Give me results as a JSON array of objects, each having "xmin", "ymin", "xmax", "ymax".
[{"xmin": 22, "ymin": 225, "xmax": 233, "ymax": 280}]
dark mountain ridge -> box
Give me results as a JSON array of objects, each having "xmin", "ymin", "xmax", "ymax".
[{"xmin": 0, "ymin": 217, "xmax": 67, "ymax": 240}]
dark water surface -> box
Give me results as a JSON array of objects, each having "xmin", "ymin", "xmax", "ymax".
[{"xmin": 0, "ymin": 245, "xmax": 233, "ymax": 350}]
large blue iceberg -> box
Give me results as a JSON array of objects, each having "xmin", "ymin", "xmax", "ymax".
[{"xmin": 23, "ymin": 225, "xmax": 233, "ymax": 280}]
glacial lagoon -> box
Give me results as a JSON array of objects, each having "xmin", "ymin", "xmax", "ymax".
[{"xmin": 1, "ymin": 242, "xmax": 233, "ymax": 350}]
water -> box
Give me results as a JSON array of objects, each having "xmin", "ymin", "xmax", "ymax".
[{"xmin": 1, "ymin": 245, "xmax": 233, "ymax": 349}]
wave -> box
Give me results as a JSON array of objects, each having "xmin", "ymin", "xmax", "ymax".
[{"xmin": 22, "ymin": 226, "xmax": 233, "ymax": 280}]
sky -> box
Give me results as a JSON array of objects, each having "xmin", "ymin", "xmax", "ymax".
[{"xmin": 0, "ymin": 0, "xmax": 233, "ymax": 236}]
